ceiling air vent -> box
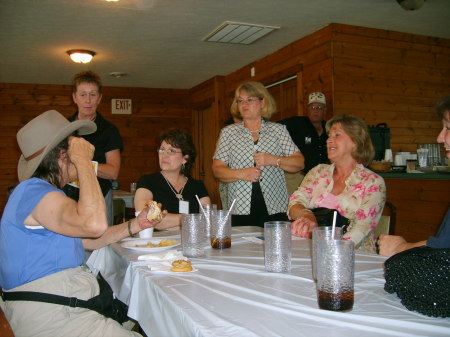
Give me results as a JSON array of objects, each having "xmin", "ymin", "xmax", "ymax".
[{"xmin": 203, "ymin": 21, "xmax": 280, "ymax": 45}]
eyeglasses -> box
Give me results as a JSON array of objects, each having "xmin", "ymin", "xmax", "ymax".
[
  {"xmin": 236, "ymin": 97, "xmax": 262, "ymax": 105},
  {"xmin": 309, "ymin": 105, "xmax": 325, "ymax": 110},
  {"xmin": 157, "ymin": 149, "xmax": 182, "ymax": 155}
]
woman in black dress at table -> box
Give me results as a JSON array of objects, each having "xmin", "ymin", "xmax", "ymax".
[{"xmin": 134, "ymin": 128, "xmax": 210, "ymax": 230}]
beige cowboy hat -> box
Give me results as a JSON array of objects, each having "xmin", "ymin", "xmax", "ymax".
[{"xmin": 17, "ymin": 110, "xmax": 97, "ymax": 182}]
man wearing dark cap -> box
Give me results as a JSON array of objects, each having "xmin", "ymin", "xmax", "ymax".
[{"xmin": 278, "ymin": 92, "xmax": 329, "ymax": 175}]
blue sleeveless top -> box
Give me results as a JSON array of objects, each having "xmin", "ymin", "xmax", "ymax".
[{"xmin": 0, "ymin": 178, "xmax": 84, "ymax": 290}]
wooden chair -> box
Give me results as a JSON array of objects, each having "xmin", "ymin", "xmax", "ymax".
[
  {"xmin": 373, "ymin": 201, "xmax": 398, "ymax": 237},
  {"xmin": 113, "ymin": 198, "xmax": 126, "ymax": 225},
  {"xmin": 382, "ymin": 201, "xmax": 397, "ymax": 235},
  {"xmin": 373, "ymin": 215, "xmax": 391, "ymax": 237},
  {"xmin": 284, "ymin": 171, "xmax": 305, "ymax": 196},
  {"xmin": 0, "ymin": 306, "xmax": 15, "ymax": 337}
]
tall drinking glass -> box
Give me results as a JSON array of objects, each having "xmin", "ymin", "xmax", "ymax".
[
  {"xmin": 181, "ymin": 214, "xmax": 206, "ymax": 258},
  {"xmin": 264, "ymin": 221, "xmax": 292, "ymax": 273},
  {"xmin": 316, "ymin": 239, "xmax": 355, "ymax": 311},
  {"xmin": 311, "ymin": 226, "xmax": 343, "ymax": 281},
  {"xmin": 210, "ymin": 210, "xmax": 232, "ymax": 249},
  {"xmin": 202, "ymin": 204, "xmax": 213, "ymax": 239}
]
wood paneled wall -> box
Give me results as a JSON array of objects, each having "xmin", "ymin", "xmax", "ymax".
[
  {"xmin": 332, "ymin": 24, "xmax": 450, "ymax": 154},
  {"xmin": 224, "ymin": 25, "xmax": 334, "ymax": 121},
  {"xmin": 190, "ymin": 76, "xmax": 227, "ymax": 207},
  {"xmin": 0, "ymin": 83, "xmax": 191, "ymax": 214},
  {"xmin": 384, "ymin": 178, "xmax": 449, "ymax": 243}
]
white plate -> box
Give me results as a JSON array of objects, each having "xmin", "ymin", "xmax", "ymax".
[{"xmin": 121, "ymin": 239, "xmax": 180, "ymax": 252}]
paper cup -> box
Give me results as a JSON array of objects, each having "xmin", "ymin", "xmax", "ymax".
[
  {"xmin": 139, "ymin": 227, "xmax": 154, "ymax": 239},
  {"xmin": 68, "ymin": 160, "xmax": 99, "ymax": 188}
]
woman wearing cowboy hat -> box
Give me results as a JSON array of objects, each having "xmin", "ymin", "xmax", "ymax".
[{"xmin": 0, "ymin": 110, "xmax": 162, "ymax": 336}]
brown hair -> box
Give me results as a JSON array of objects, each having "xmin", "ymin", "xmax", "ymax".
[
  {"xmin": 230, "ymin": 81, "xmax": 276, "ymax": 120},
  {"xmin": 434, "ymin": 96, "xmax": 450, "ymax": 119},
  {"xmin": 32, "ymin": 137, "xmax": 70, "ymax": 189},
  {"xmin": 72, "ymin": 70, "xmax": 102, "ymax": 94},
  {"xmin": 158, "ymin": 128, "xmax": 196, "ymax": 177},
  {"xmin": 326, "ymin": 115, "xmax": 375, "ymax": 166}
]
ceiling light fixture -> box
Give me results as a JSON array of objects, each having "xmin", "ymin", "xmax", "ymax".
[
  {"xmin": 109, "ymin": 72, "xmax": 127, "ymax": 78},
  {"xmin": 203, "ymin": 21, "xmax": 280, "ymax": 45},
  {"xmin": 396, "ymin": 0, "xmax": 426, "ymax": 11},
  {"xmin": 66, "ymin": 49, "xmax": 96, "ymax": 64}
]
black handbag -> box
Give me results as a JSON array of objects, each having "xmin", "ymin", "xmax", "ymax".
[
  {"xmin": 369, "ymin": 123, "xmax": 391, "ymax": 161},
  {"xmin": 310, "ymin": 207, "xmax": 350, "ymax": 233},
  {"xmin": 384, "ymin": 246, "xmax": 450, "ymax": 318},
  {"xmin": 0, "ymin": 273, "xmax": 129, "ymax": 324}
]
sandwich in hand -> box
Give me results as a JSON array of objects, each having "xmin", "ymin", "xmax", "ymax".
[{"xmin": 146, "ymin": 200, "xmax": 163, "ymax": 221}]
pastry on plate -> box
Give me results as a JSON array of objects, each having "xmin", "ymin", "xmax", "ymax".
[{"xmin": 170, "ymin": 260, "xmax": 193, "ymax": 272}]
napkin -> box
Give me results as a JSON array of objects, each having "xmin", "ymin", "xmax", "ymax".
[
  {"xmin": 149, "ymin": 261, "xmax": 173, "ymax": 271},
  {"xmin": 242, "ymin": 236, "xmax": 264, "ymax": 244},
  {"xmin": 138, "ymin": 250, "xmax": 184, "ymax": 261}
]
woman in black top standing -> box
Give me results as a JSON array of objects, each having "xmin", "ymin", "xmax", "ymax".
[{"xmin": 66, "ymin": 70, "xmax": 123, "ymax": 227}]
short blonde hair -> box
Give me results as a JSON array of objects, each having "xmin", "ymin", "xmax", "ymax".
[
  {"xmin": 230, "ymin": 81, "xmax": 276, "ymax": 120},
  {"xmin": 326, "ymin": 115, "xmax": 375, "ymax": 166}
]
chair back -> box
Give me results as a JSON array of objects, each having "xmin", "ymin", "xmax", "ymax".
[
  {"xmin": 113, "ymin": 198, "xmax": 126, "ymax": 225},
  {"xmin": 284, "ymin": 171, "xmax": 305, "ymax": 196},
  {"xmin": 0, "ymin": 306, "xmax": 15, "ymax": 337},
  {"xmin": 373, "ymin": 215, "xmax": 391, "ymax": 237},
  {"xmin": 382, "ymin": 201, "xmax": 397, "ymax": 235}
]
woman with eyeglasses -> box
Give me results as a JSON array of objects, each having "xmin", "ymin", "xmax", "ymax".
[
  {"xmin": 134, "ymin": 128, "xmax": 210, "ymax": 230},
  {"xmin": 212, "ymin": 81, "xmax": 304, "ymax": 227}
]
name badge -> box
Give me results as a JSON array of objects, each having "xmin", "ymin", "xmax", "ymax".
[{"xmin": 179, "ymin": 200, "xmax": 189, "ymax": 214}]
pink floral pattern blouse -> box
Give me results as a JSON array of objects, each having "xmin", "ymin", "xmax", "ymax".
[{"xmin": 288, "ymin": 163, "xmax": 386, "ymax": 252}]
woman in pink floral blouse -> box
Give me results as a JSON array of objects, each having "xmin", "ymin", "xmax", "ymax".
[{"xmin": 288, "ymin": 115, "xmax": 386, "ymax": 252}]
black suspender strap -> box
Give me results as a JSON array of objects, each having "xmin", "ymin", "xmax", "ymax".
[
  {"xmin": 0, "ymin": 273, "xmax": 129, "ymax": 324},
  {"xmin": 0, "ymin": 288, "xmax": 90, "ymax": 309}
]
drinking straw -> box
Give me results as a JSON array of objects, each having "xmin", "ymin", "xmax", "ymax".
[
  {"xmin": 224, "ymin": 199, "xmax": 236, "ymax": 222},
  {"xmin": 331, "ymin": 211, "xmax": 337, "ymax": 239},
  {"xmin": 195, "ymin": 195, "xmax": 207, "ymax": 218}
]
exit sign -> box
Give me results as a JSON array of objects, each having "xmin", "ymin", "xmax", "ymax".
[{"xmin": 111, "ymin": 99, "xmax": 132, "ymax": 114}]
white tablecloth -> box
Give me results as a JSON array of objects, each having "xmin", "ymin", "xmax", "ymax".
[{"xmin": 87, "ymin": 227, "xmax": 450, "ymax": 337}]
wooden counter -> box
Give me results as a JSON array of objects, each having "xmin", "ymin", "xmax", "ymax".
[
  {"xmin": 379, "ymin": 172, "xmax": 450, "ymax": 179},
  {"xmin": 378, "ymin": 172, "xmax": 450, "ymax": 242}
]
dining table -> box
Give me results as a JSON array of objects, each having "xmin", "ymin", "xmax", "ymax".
[{"xmin": 86, "ymin": 226, "xmax": 450, "ymax": 337}]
